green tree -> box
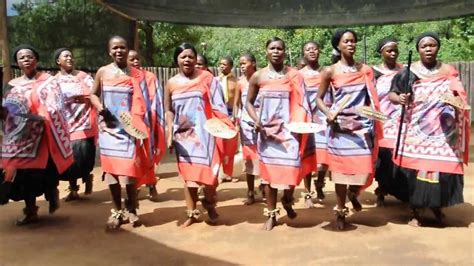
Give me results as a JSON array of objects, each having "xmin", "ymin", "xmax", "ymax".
[
  {"xmin": 194, "ymin": 16, "xmax": 473, "ymax": 69},
  {"xmin": 138, "ymin": 21, "xmax": 202, "ymax": 67},
  {"xmin": 9, "ymin": 0, "xmax": 130, "ymax": 68},
  {"xmin": 8, "ymin": 1, "xmax": 473, "ymax": 69}
]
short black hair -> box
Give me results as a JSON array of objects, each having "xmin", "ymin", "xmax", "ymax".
[
  {"xmin": 220, "ymin": 56, "xmax": 234, "ymax": 67},
  {"xmin": 240, "ymin": 53, "xmax": 256, "ymax": 64},
  {"xmin": 197, "ymin": 54, "xmax": 209, "ymax": 67},
  {"xmin": 108, "ymin": 35, "xmax": 128, "ymax": 49},
  {"xmin": 331, "ymin": 29, "xmax": 358, "ymax": 51},
  {"xmin": 173, "ymin": 43, "xmax": 197, "ymax": 65},
  {"xmin": 266, "ymin": 37, "xmax": 285, "ymax": 50},
  {"xmin": 301, "ymin": 41, "xmax": 321, "ymax": 56}
]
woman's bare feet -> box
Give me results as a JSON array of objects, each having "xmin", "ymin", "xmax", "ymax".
[
  {"xmin": 201, "ymin": 199, "xmax": 219, "ymax": 224},
  {"xmin": 106, "ymin": 209, "xmax": 125, "ymax": 230},
  {"xmin": 408, "ymin": 208, "xmax": 421, "ymax": 227},
  {"xmin": 263, "ymin": 208, "xmax": 280, "ymax": 231},
  {"xmin": 302, "ymin": 192, "xmax": 314, "ymax": 209},
  {"xmin": 243, "ymin": 191, "xmax": 255, "ymax": 205},
  {"xmin": 334, "ymin": 206, "xmax": 349, "ymax": 231},
  {"xmin": 181, "ymin": 209, "xmax": 200, "ymax": 228}
]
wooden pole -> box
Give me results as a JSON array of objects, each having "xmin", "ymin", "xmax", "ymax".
[
  {"xmin": 95, "ymin": 1, "xmax": 138, "ymax": 52},
  {"xmin": 94, "ymin": 0, "xmax": 136, "ymax": 20},
  {"xmin": 0, "ymin": 0, "xmax": 11, "ymax": 87},
  {"xmin": 131, "ymin": 19, "xmax": 139, "ymax": 52}
]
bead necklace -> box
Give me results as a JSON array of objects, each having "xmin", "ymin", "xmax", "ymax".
[
  {"xmin": 111, "ymin": 63, "xmax": 129, "ymax": 76},
  {"xmin": 418, "ymin": 61, "xmax": 440, "ymax": 76},
  {"xmin": 175, "ymin": 73, "xmax": 194, "ymax": 84},
  {"xmin": 268, "ymin": 67, "xmax": 286, "ymax": 79},
  {"xmin": 339, "ymin": 62, "xmax": 357, "ymax": 73},
  {"xmin": 302, "ymin": 66, "xmax": 320, "ymax": 76}
]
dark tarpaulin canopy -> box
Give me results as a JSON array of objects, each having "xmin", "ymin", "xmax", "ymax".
[{"xmin": 99, "ymin": 0, "xmax": 474, "ymax": 27}]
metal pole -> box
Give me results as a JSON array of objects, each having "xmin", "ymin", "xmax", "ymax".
[
  {"xmin": 363, "ymin": 34, "xmax": 367, "ymax": 64},
  {"xmin": 288, "ymin": 48, "xmax": 293, "ymax": 66}
]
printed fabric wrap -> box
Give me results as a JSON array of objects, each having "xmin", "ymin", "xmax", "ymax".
[
  {"xmin": 393, "ymin": 65, "xmax": 469, "ymax": 175},
  {"xmin": 238, "ymin": 77, "xmax": 260, "ymax": 160},
  {"xmin": 300, "ymin": 68, "xmax": 332, "ymax": 167},
  {"xmin": 56, "ymin": 71, "xmax": 97, "ymax": 140},
  {"xmin": 136, "ymin": 70, "xmax": 166, "ymax": 186},
  {"xmin": 98, "ymin": 68, "xmax": 152, "ymax": 180},
  {"xmin": 2, "ymin": 72, "xmax": 73, "ymax": 174},
  {"xmin": 373, "ymin": 66, "xmax": 401, "ymax": 149},
  {"xmin": 257, "ymin": 68, "xmax": 309, "ymax": 186},
  {"xmin": 170, "ymin": 70, "xmax": 234, "ymax": 185},
  {"xmin": 327, "ymin": 64, "xmax": 383, "ymax": 188}
]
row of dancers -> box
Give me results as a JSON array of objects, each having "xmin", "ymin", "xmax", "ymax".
[{"xmin": 0, "ymin": 29, "xmax": 469, "ymax": 231}]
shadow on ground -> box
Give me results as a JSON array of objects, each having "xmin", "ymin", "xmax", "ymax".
[{"xmin": 0, "ymin": 189, "xmax": 235, "ymax": 265}]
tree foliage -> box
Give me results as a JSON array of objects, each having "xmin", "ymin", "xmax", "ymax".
[
  {"xmin": 138, "ymin": 22, "xmax": 202, "ymax": 66},
  {"xmin": 194, "ymin": 16, "xmax": 473, "ymax": 68},
  {"xmin": 6, "ymin": 0, "xmax": 473, "ymax": 69},
  {"xmin": 8, "ymin": 0, "xmax": 130, "ymax": 68}
]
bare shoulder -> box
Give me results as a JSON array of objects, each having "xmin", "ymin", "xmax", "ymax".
[
  {"xmin": 320, "ymin": 65, "xmax": 334, "ymax": 79},
  {"xmin": 167, "ymin": 74, "xmax": 180, "ymax": 85},
  {"xmin": 440, "ymin": 62, "xmax": 456, "ymax": 73},
  {"xmin": 95, "ymin": 65, "xmax": 110, "ymax": 79},
  {"xmin": 8, "ymin": 77, "xmax": 24, "ymax": 87},
  {"xmin": 250, "ymin": 68, "xmax": 267, "ymax": 84},
  {"xmin": 166, "ymin": 74, "xmax": 183, "ymax": 91}
]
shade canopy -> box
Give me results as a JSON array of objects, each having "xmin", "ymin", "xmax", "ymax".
[{"xmin": 99, "ymin": 0, "xmax": 474, "ymax": 27}]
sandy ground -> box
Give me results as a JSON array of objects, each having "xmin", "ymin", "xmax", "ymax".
[{"xmin": 1, "ymin": 137, "xmax": 473, "ymax": 265}]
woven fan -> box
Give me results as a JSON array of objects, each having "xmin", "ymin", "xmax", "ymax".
[
  {"xmin": 356, "ymin": 106, "xmax": 388, "ymax": 121},
  {"xmin": 204, "ymin": 118, "xmax": 237, "ymax": 139},
  {"xmin": 334, "ymin": 94, "xmax": 352, "ymax": 115},
  {"xmin": 439, "ymin": 94, "xmax": 471, "ymax": 110},
  {"xmin": 286, "ymin": 122, "xmax": 323, "ymax": 134},
  {"xmin": 118, "ymin": 111, "xmax": 147, "ymax": 140}
]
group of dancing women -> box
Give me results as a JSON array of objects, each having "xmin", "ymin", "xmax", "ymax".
[{"xmin": 0, "ymin": 29, "xmax": 469, "ymax": 231}]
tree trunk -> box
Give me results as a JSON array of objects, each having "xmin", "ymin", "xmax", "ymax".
[{"xmin": 143, "ymin": 21, "xmax": 155, "ymax": 66}]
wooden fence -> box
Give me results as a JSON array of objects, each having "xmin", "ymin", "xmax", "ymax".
[
  {"xmin": 3, "ymin": 61, "xmax": 474, "ymax": 120},
  {"xmin": 450, "ymin": 61, "xmax": 474, "ymax": 121}
]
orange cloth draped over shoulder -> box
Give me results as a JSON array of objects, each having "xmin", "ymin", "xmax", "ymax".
[
  {"xmin": 328, "ymin": 65, "xmax": 382, "ymax": 189},
  {"xmin": 169, "ymin": 70, "xmax": 234, "ymax": 186},
  {"xmin": 99, "ymin": 68, "xmax": 153, "ymax": 181},
  {"xmin": 257, "ymin": 68, "xmax": 309, "ymax": 186},
  {"xmin": 2, "ymin": 72, "xmax": 73, "ymax": 174}
]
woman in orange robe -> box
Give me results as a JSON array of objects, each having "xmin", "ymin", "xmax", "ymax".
[
  {"xmin": 127, "ymin": 49, "xmax": 165, "ymax": 202},
  {"xmin": 233, "ymin": 53, "xmax": 261, "ymax": 205},
  {"xmin": 165, "ymin": 43, "xmax": 233, "ymax": 227},
  {"xmin": 90, "ymin": 36, "xmax": 152, "ymax": 230},
  {"xmin": 389, "ymin": 32, "xmax": 469, "ymax": 226},
  {"xmin": 1, "ymin": 45, "xmax": 73, "ymax": 225},
  {"xmin": 299, "ymin": 41, "xmax": 329, "ymax": 207},
  {"xmin": 246, "ymin": 37, "xmax": 309, "ymax": 231},
  {"xmin": 317, "ymin": 30, "xmax": 382, "ymax": 230},
  {"xmin": 371, "ymin": 38, "xmax": 405, "ymax": 206},
  {"xmin": 54, "ymin": 48, "xmax": 97, "ymax": 201}
]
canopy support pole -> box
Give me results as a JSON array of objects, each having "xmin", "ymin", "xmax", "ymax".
[{"xmin": 0, "ymin": 0, "xmax": 11, "ymax": 87}]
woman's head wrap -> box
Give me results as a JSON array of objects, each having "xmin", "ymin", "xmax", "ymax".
[
  {"xmin": 377, "ymin": 37, "xmax": 398, "ymax": 53},
  {"xmin": 13, "ymin": 44, "xmax": 39, "ymax": 63},
  {"xmin": 53, "ymin": 48, "xmax": 71, "ymax": 63},
  {"xmin": 415, "ymin": 32, "xmax": 441, "ymax": 50}
]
